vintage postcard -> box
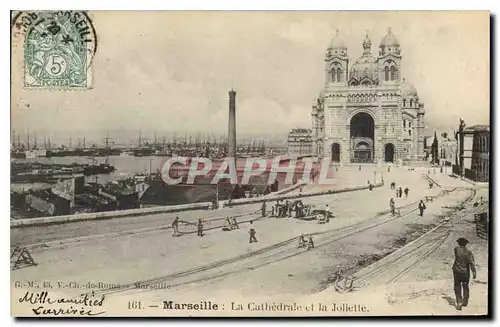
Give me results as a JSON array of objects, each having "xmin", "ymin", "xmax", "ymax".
[{"xmin": 10, "ymin": 11, "xmax": 490, "ymax": 317}]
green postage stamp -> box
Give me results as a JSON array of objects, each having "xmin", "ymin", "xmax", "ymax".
[{"xmin": 12, "ymin": 11, "xmax": 97, "ymax": 89}]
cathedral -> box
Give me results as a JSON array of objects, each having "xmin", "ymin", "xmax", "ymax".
[{"xmin": 311, "ymin": 28, "xmax": 426, "ymax": 164}]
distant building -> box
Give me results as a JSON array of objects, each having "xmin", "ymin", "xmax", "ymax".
[
  {"xmin": 438, "ymin": 131, "xmax": 458, "ymax": 166},
  {"xmin": 461, "ymin": 125, "xmax": 490, "ymax": 182},
  {"xmin": 287, "ymin": 128, "xmax": 313, "ymax": 156}
]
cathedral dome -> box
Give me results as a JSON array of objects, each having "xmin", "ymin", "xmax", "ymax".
[
  {"xmin": 349, "ymin": 33, "xmax": 377, "ymax": 83},
  {"xmin": 400, "ymin": 78, "xmax": 418, "ymax": 97},
  {"xmin": 379, "ymin": 28, "xmax": 400, "ymax": 48},
  {"xmin": 350, "ymin": 56, "xmax": 378, "ymax": 81},
  {"xmin": 328, "ymin": 30, "xmax": 347, "ymax": 50}
]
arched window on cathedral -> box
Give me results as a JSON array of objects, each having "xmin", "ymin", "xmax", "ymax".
[
  {"xmin": 410, "ymin": 99, "xmax": 413, "ymax": 107},
  {"xmin": 336, "ymin": 68, "xmax": 342, "ymax": 83},
  {"xmin": 409, "ymin": 121, "xmax": 411, "ymax": 128},
  {"xmin": 409, "ymin": 130, "xmax": 412, "ymax": 137},
  {"xmin": 331, "ymin": 69, "xmax": 336, "ymax": 83},
  {"xmin": 390, "ymin": 66, "xmax": 396, "ymax": 81},
  {"xmin": 403, "ymin": 99, "xmax": 406, "ymax": 107},
  {"xmin": 403, "ymin": 120, "xmax": 406, "ymax": 129},
  {"xmin": 384, "ymin": 66, "xmax": 389, "ymax": 81}
]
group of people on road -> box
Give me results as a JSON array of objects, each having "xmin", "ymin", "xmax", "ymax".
[
  {"xmin": 390, "ymin": 182, "xmax": 410, "ymax": 199},
  {"xmin": 171, "ymin": 216, "xmax": 206, "ymax": 237},
  {"xmin": 389, "ymin": 197, "xmax": 426, "ymax": 217},
  {"xmin": 269, "ymin": 200, "xmax": 309, "ymax": 219},
  {"xmin": 171, "ymin": 214, "xmax": 259, "ymax": 243}
]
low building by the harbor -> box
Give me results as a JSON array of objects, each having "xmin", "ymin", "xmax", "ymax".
[
  {"xmin": 287, "ymin": 128, "xmax": 313, "ymax": 156},
  {"xmin": 11, "ymin": 176, "xmax": 140, "ymax": 219},
  {"xmin": 25, "ymin": 189, "xmax": 71, "ymax": 216}
]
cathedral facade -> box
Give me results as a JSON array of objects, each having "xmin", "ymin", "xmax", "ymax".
[{"xmin": 311, "ymin": 29, "xmax": 426, "ymax": 164}]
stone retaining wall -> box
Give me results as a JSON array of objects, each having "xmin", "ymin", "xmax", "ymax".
[
  {"xmin": 219, "ymin": 181, "xmax": 384, "ymax": 208},
  {"xmin": 11, "ymin": 202, "xmax": 212, "ymax": 229}
]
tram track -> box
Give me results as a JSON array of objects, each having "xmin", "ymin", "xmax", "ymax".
[
  {"xmin": 89, "ymin": 186, "xmax": 467, "ymax": 297},
  {"xmin": 349, "ymin": 186, "xmax": 477, "ymax": 289}
]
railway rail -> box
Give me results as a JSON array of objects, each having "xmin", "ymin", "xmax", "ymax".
[{"xmin": 87, "ymin": 186, "xmax": 470, "ymax": 298}]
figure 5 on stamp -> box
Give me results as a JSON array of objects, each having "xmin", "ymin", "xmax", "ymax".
[{"xmin": 12, "ymin": 11, "xmax": 97, "ymax": 89}]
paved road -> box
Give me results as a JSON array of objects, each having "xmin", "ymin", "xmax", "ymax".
[{"xmin": 11, "ymin": 167, "xmax": 455, "ymax": 282}]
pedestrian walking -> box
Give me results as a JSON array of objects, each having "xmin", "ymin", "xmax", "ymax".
[
  {"xmin": 298, "ymin": 234, "xmax": 306, "ymax": 248},
  {"xmin": 390, "ymin": 182, "xmax": 396, "ymax": 190},
  {"xmin": 453, "ymin": 237, "xmax": 476, "ymax": 310},
  {"xmin": 307, "ymin": 235, "xmax": 315, "ymax": 249},
  {"xmin": 197, "ymin": 218, "xmax": 204, "ymax": 237},
  {"xmin": 418, "ymin": 200, "xmax": 426, "ymax": 216},
  {"xmin": 390, "ymin": 198, "xmax": 395, "ymax": 216},
  {"xmin": 261, "ymin": 201, "xmax": 267, "ymax": 217},
  {"xmin": 404, "ymin": 187, "xmax": 409, "ymax": 198},
  {"xmin": 230, "ymin": 217, "xmax": 238, "ymax": 229},
  {"xmin": 398, "ymin": 187, "xmax": 403, "ymax": 198},
  {"xmin": 249, "ymin": 221, "xmax": 258, "ymax": 243},
  {"xmin": 359, "ymin": 165, "xmax": 361, "ymax": 171},
  {"xmin": 369, "ymin": 182, "xmax": 373, "ymax": 191},
  {"xmin": 388, "ymin": 166, "xmax": 391, "ymax": 172},
  {"xmin": 171, "ymin": 216, "xmax": 179, "ymax": 236}
]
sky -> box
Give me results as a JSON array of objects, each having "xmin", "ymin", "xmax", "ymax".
[{"xmin": 11, "ymin": 11, "xmax": 490, "ymax": 146}]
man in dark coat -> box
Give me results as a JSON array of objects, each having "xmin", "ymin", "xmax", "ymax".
[
  {"xmin": 261, "ymin": 201, "xmax": 267, "ymax": 217},
  {"xmin": 197, "ymin": 218, "xmax": 203, "ymax": 237},
  {"xmin": 249, "ymin": 221, "xmax": 258, "ymax": 243},
  {"xmin": 171, "ymin": 216, "xmax": 179, "ymax": 236},
  {"xmin": 418, "ymin": 200, "xmax": 426, "ymax": 216},
  {"xmin": 390, "ymin": 198, "xmax": 395, "ymax": 216},
  {"xmin": 404, "ymin": 187, "xmax": 409, "ymax": 198},
  {"xmin": 453, "ymin": 237, "xmax": 476, "ymax": 310}
]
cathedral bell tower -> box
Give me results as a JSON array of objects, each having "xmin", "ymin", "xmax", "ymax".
[
  {"xmin": 378, "ymin": 27, "xmax": 402, "ymax": 85},
  {"xmin": 325, "ymin": 30, "xmax": 349, "ymax": 86}
]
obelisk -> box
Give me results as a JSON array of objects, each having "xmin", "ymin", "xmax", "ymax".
[{"xmin": 228, "ymin": 89, "xmax": 237, "ymax": 158}]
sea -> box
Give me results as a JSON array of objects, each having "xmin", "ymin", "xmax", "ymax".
[{"xmin": 10, "ymin": 155, "xmax": 167, "ymax": 191}]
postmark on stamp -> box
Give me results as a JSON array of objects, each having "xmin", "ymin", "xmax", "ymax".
[{"xmin": 12, "ymin": 11, "xmax": 97, "ymax": 89}]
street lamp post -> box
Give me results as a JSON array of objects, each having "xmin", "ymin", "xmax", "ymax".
[{"xmin": 215, "ymin": 183, "xmax": 219, "ymax": 209}]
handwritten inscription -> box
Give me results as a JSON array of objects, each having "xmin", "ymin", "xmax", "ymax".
[{"xmin": 18, "ymin": 291, "xmax": 106, "ymax": 316}]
